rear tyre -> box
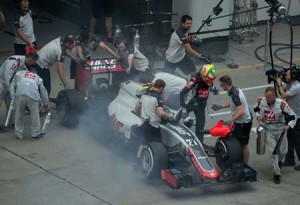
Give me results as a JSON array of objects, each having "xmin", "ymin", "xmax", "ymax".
[
  {"xmin": 215, "ymin": 135, "xmax": 243, "ymax": 170},
  {"xmin": 56, "ymin": 89, "xmax": 85, "ymax": 128},
  {"xmin": 140, "ymin": 142, "xmax": 168, "ymax": 178}
]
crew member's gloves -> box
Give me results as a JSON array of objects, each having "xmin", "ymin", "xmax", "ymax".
[
  {"xmin": 181, "ymin": 107, "xmax": 190, "ymax": 122},
  {"xmin": 212, "ymin": 86, "xmax": 219, "ymax": 95},
  {"xmin": 222, "ymin": 120, "xmax": 232, "ymax": 126},
  {"xmin": 198, "ymin": 54, "xmax": 211, "ymax": 64},
  {"xmin": 113, "ymin": 53, "xmax": 121, "ymax": 61},
  {"xmin": 211, "ymin": 104, "xmax": 222, "ymax": 111},
  {"xmin": 64, "ymin": 83, "xmax": 71, "ymax": 90},
  {"xmin": 80, "ymin": 59, "xmax": 87, "ymax": 65}
]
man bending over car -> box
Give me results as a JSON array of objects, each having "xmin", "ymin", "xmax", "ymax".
[{"xmin": 134, "ymin": 79, "xmax": 174, "ymax": 169}]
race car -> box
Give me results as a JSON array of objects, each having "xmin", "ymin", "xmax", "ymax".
[{"xmin": 108, "ymin": 81, "xmax": 257, "ymax": 189}]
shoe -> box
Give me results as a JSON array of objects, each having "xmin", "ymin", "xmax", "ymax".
[
  {"xmin": 32, "ymin": 133, "xmax": 44, "ymax": 140},
  {"xmin": 0, "ymin": 126, "xmax": 6, "ymax": 133},
  {"xmin": 294, "ymin": 165, "xmax": 300, "ymax": 171},
  {"xmin": 16, "ymin": 137, "xmax": 24, "ymax": 141},
  {"xmin": 281, "ymin": 161, "xmax": 296, "ymax": 167},
  {"xmin": 273, "ymin": 174, "xmax": 281, "ymax": 184}
]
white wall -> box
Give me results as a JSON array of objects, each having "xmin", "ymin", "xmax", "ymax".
[
  {"xmin": 172, "ymin": 0, "xmax": 230, "ymax": 38},
  {"xmin": 172, "ymin": 0, "xmax": 300, "ymax": 38}
]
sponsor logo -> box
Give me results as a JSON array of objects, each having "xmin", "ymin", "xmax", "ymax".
[
  {"xmin": 88, "ymin": 59, "xmax": 117, "ymax": 71},
  {"xmin": 24, "ymin": 71, "xmax": 36, "ymax": 80},
  {"xmin": 264, "ymin": 110, "xmax": 276, "ymax": 121}
]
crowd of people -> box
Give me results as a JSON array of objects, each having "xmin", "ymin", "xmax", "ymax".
[{"xmin": 0, "ymin": 1, "xmax": 299, "ymax": 186}]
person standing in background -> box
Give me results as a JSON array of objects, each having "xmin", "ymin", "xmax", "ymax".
[
  {"xmin": 275, "ymin": 67, "xmax": 300, "ymax": 170},
  {"xmin": 90, "ymin": 0, "xmax": 114, "ymax": 41},
  {"xmin": 13, "ymin": 0, "xmax": 37, "ymax": 55}
]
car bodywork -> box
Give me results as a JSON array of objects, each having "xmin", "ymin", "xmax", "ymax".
[{"xmin": 108, "ymin": 81, "xmax": 257, "ymax": 189}]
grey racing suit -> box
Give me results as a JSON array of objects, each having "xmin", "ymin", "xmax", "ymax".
[
  {"xmin": 254, "ymin": 97, "xmax": 296, "ymax": 175},
  {"xmin": 10, "ymin": 70, "xmax": 49, "ymax": 138},
  {"xmin": 0, "ymin": 55, "xmax": 27, "ymax": 103}
]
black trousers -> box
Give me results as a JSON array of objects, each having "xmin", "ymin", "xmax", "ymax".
[
  {"xmin": 186, "ymin": 98, "xmax": 206, "ymax": 143},
  {"xmin": 164, "ymin": 55, "xmax": 196, "ymax": 75},
  {"xmin": 35, "ymin": 65, "xmax": 51, "ymax": 95},
  {"xmin": 285, "ymin": 119, "xmax": 300, "ymax": 163}
]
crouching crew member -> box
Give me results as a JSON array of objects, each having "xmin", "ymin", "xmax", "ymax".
[
  {"xmin": 134, "ymin": 79, "xmax": 174, "ymax": 168},
  {"xmin": 35, "ymin": 35, "xmax": 75, "ymax": 95},
  {"xmin": 10, "ymin": 67, "xmax": 49, "ymax": 140}
]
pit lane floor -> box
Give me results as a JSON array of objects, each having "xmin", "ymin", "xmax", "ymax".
[{"xmin": 1, "ymin": 5, "xmax": 300, "ymax": 205}]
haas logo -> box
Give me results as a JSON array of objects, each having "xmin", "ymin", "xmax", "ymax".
[
  {"xmin": 89, "ymin": 59, "xmax": 117, "ymax": 70},
  {"xmin": 264, "ymin": 110, "xmax": 276, "ymax": 121}
]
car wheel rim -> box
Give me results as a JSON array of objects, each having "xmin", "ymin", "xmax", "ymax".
[{"xmin": 141, "ymin": 150, "xmax": 153, "ymax": 175}]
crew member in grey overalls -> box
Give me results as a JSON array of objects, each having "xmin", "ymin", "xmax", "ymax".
[
  {"xmin": 10, "ymin": 68, "xmax": 49, "ymax": 140},
  {"xmin": 254, "ymin": 87, "xmax": 296, "ymax": 184}
]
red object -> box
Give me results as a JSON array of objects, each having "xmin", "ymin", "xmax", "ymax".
[
  {"xmin": 75, "ymin": 58, "xmax": 125, "ymax": 96},
  {"xmin": 161, "ymin": 170, "xmax": 179, "ymax": 189},
  {"xmin": 25, "ymin": 45, "xmax": 38, "ymax": 54},
  {"xmin": 209, "ymin": 121, "xmax": 233, "ymax": 137}
]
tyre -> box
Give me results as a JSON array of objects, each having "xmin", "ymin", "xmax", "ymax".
[
  {"xmin": 215, "ymin": 135, "xmax": 243, "ymax": 170},
  {"xmin": 140, "ymin": 142, "xmax": 168, "ymax": 178},
  {"xmin": 56, "ymin": 89, "xmax": 85, "ymax": 128}
]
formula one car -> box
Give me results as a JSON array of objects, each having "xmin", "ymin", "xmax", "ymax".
[{"xmin": 108, "ymin": 81, "xmax": 257, "ymax": 189}]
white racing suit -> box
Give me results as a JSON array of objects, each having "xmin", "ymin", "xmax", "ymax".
[
  {"xmin": 10, "ymin": 70, "xmax": 49, "ymax": 138},
  {"xmin": 0, "ymin": 56, "xmax": 27, "ymax": 105},
  {"xmin": 254, "ymin": 97, "xmax": 296, "ymax": 175}
]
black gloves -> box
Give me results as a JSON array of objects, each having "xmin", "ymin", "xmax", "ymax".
[{"xmin": 198, "ymin": 54, "xmax": 211, "ymax": 64}]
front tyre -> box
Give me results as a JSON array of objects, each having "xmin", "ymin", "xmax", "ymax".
[
  {"xmin": 140, "ymin": 142, "xmax": 168, "ymax": 178},
  {"xmin": 215, "ymin": 135, "xmax": 243, "ymax": 170}
]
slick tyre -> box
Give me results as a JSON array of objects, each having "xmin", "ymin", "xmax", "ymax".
[
  {"xmin": 140, "ymin": 142, "xmax": 168, "ymax": 178},
  {"xmin": 56, "ymin": 89, "xmax": 85, "ymax": 128},
  {"xmin": 215, "ymin": 135, "xmax": 243, "ymax": 170}
]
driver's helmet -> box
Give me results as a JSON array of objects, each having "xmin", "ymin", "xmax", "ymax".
[{"xmin": 199, "ymin": 64, "xmax": 217, "ymax": 85}]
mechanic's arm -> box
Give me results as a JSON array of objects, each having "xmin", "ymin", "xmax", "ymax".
[
  {"xmin": 99, "ymin": 41, "xmax": 117, "ymax": 57},
  {"xmin": 9, "ymin": 73, "xmax": 17, "ymax": 101},
  {"xmin": 38, "ymin": 78, "xmax": 50, "ymax": 105},
  {"xmin": 135, "ymin": 102, "xmax": 141, "ymax": 114},
  {"xmin": 180, "ymin": 77, "xmax": 196, "ymax": 107},
  {"xmin": 282, "ymin": 101, "xmax": 296, "ymax": 131},
  {"xmin": 220, "ymin": 102, "xmax": 230, "ymax": 109},
  {"xmin": 0, "ymin": 9, "xmax": 5, "ymax": 30},
  {"xmin": 75, "ymin": 45, "xmax": 85, "ymax": 61},
  {"xmin": 253, "ymin": 98, "xmax": 263, "ymax": 123},
  {"xmin": 4, "ymin": 62, "xmax": 15, "ymax": 89},
  {"xmin": 182, "ymin": 43, "xmax": 201, "ymax": 58},
  {"xmin": 56, "ymin": 61, "xmax": 68, "ymax": 87},
  {"xmin": 126, "ymin": 54, "xmax": 134, "ymax": 74},
  {"xmin": 15, "ymin": 28, "xmax": 34, "ymax": 48},
  {"xmin": 229, "ymin": 104, "xmax": 244, "ymax": 123},
  {"xmin": 275, "ymin": 76, "xmax": 288, "ymax": 99},
  {"xmin": 157, "ymin": 107, "xmax": 171, "ymax": 120}
]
